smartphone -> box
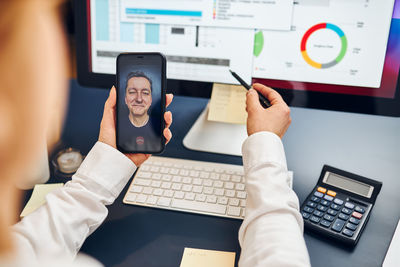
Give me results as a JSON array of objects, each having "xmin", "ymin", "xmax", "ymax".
[{"xmin": 116, "ymin": 53, "xmax": 166, "ymax": 154}]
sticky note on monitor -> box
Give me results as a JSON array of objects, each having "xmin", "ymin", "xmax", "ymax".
[
  {"xmin": 208, "ymin": 83, "xmax": 247, "ymax": 125},
  {"xmin": 180, "ymin": 247, "xmax": 235, "ymax": 267},
  {"xmin": 20, "ymin": 183, "xmax": 64, "ymax": 217}
]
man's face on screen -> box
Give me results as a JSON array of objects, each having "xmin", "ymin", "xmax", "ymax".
[{"xmin": 125, "ymin": 77, "xmax": 152, "ymax": 116}]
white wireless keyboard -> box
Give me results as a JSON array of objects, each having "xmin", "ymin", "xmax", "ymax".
[{"xmin": 123, "ymin": 156, "xmax": 246, "ymax": 219}]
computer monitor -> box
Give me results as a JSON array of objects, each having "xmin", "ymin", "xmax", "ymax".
[{"xmin": 75, "ymin": 0, "xmax": 400, "ymax": 155}]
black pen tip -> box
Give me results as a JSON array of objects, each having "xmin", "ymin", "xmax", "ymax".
[{"xmin": 229, "ymin": 69, "xmax": 233, "ymax": 73}]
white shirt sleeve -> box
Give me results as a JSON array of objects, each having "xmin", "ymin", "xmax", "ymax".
[
  {"xmin": 239, "ymin": 132, "xmax": 311, "ymax": 267},
  {"xmin": 12, "ymin": 142, "xmax": 137, "ymax": 262}
]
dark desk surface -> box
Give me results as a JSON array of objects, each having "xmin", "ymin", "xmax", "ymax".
[{"xmin": 62, "ymin": 80, "xmax": 400, "ymax": 267}]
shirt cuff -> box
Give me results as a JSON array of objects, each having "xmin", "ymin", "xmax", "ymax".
[
  {"xmin": 242, "ymin": 131, "xmax": 287, "ymax": 173},
  {"xmin": 75, "ymin": 141, "xmax": 137, "ymax": 198}
]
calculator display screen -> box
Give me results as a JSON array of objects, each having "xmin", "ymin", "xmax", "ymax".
[{"xmin": 324, "ymin": 172, "xmax": 373, "ymax": 198}]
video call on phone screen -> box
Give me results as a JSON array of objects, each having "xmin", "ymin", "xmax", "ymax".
[{"xmin": 117, "ymin": 55, "xmax": 163, "ymax": 153}]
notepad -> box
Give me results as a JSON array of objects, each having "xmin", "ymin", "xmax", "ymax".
[
  {"xmin": 208, "ymin": 83, "xmax": 247, "ymax": 125},
  {"xmin": 20, "ymin": 183, "xmax": 64, "ymax": 217},
  {"xmin": 180, "ymin": 247, "xmax": 235, "ymax": 267},
  {"xmin": 383, "ymin": 219, "xmax": 400, "ymax": 267}
]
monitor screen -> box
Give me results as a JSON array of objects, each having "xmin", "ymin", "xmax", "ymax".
[{"xmin": 76, "ymin": 0, "xmax": 400, "ymax": 116}]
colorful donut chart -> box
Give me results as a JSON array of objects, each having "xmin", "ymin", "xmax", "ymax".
[{"xmin": 300, "ymin": 23, "xmax": 347, "ymax": 69}]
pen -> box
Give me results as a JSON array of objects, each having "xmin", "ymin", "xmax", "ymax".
[{"xmin": 229, "ymin": 69, "xmax": 271, "ymax": 108}]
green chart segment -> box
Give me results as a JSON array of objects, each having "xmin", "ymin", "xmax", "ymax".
[
  {"xmin": 300, "ymin": 23, "xmax": 347, "ymax": 69},
  {"xmin": 254, "ymin": 31, "xmax": 264, "ymax": 57}
]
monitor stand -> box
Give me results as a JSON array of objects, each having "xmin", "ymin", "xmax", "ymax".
[{"xmin": 183, "ymin": 104, "xmax": 247, "ymax": 156}]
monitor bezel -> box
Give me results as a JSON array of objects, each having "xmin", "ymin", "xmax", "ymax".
[{"xmin": 74, "ymin": 0, "xmax": 400, "ymax": 117}]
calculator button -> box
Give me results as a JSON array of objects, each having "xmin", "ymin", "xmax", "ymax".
[
  {"xmin": 338, "ymin": 213, "xmax": 350, "ymax": 220},
  {"xmin": 330, "ymin": 203, "xmax": 340, "ymax": 210},
  {"xmin": 355, "ymin": 206, "xmax": 365, "ymax": 214},
  {"xmin": 320, "ymin": 220, "xmax": 332, "ymax": 228},
  {"xmin": 346, "ymin": 223, "xmax": 358, "ymax": 231},
  {"xmin": 314, "ymin": 191, "xmax": 324, "ymax": 198},
  {"xmin": 332, "ymin": 219, "xmax": 346, "ymax": 232},
  {"xmin": 311, "ymin": 196, "xmax": 321, "ymax": 203},
  {"xmin": 317, "ymin": 187, "xmax": 327, "ymax": 194},
  {"xmin": 334, "ymin": 198, "xmax": 344, "ymax": 205},
  {"xmin": 323, "ymin": 214, "xmax": 335, "ymax": 222},
  {"xmin": 317, "ymin": 205, "xmax": 328, "ymax": 212},
  {"xmin": 352, "ymin": 211, "xmax": 363, "ymax": 219},
  {"xmin": 320, "ymin": 200, "xmax": 330, "ymax": 206},
  {"xmin": 310, "ymin": 216, "xmax": 321, "ymax": 224},
  {"xmin": 342, "ymin": 207, "xmax": 352, "ymax": 215},
  {"xmin": 349, "ymin": 217, "xmax": 360, "ymax": 225},
  {"xmin": 327, "ymin": 209, "xmax": 338, "ymax": 216},
  {"xmin": 306, "ymin": 201, "xmax": 317, "ymax": 208},
  {"xmin": 345, "ymin": 202, "xmax": 355, "ymax": 209},
  {"xmin": 324, "ymin": 195, "xmax": 334, "ymax": 201},
  {"xmin": 302, "ymin": 212, "xmax": 311, "ymax": 219},
  {"xmin": 313, "ymin": 210, "xmax": 324, "ymax": 217},
  {"xmin": 303, "ymin": 206, "xmax": 314, "ymax": 213},
  {"xmin": 327, "ymin": 190, "xmax": 336, "ymax": 197},
  {"xmin": 343, "ymin": 229, "xmax": 354, "ymax": 237}
]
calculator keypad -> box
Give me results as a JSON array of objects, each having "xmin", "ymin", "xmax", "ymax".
[{"xmin": 302, "ymin": 187, "xmax": 366, "ymax": 239}]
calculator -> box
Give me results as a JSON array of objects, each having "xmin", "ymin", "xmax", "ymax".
[{"xmin": 301, "ymin": 165, "xmax": 382, "ymax": 246}]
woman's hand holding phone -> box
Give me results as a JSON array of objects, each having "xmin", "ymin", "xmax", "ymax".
[{"xmin": 99, "ymin": 86, "xmax": 173, "ymax": 166}]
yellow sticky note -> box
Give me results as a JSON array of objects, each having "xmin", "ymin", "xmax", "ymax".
[
  {"xmin": 208, "ymin": 83, "xmax": 247, "ymax": 125},
  {"xmin": 180, "ymin": 247, "xmax": 235, "ymax": 267},
  {"xmin": 20, "ymin": 183, "xmax": 64, "ymax": 217}
]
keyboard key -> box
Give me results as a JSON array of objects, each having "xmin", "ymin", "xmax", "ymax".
[
  {"xmin": 227, "ymin": 206, "xmax": 241, "ymax": 217},
  {"xmin": 317, "ymin": 187, "xmax": 327, "ymax": 194},
  {"xmin": 320, "ymin": 219, "xmax": 332, "ymax": 228},
  {"xmin": 182, "ymin": 177, "xmax": 192, "ymax": 184},
  {"xmin": 221, "ymin": 174, "xmax": 230, "ymax": 181},
  {"xmin": 195, "ymin": 194, "xmax": 206, "ymax": 202},
  {"xmin": 215, "ymin": 188, "xmax": 224, "ymax": 196},
  {"xmin": 193, "ymin": 186, "xmax": 203, "ymax": 193},
  {"xmin": 345, "ymin": 202, "xmax": 355, "ymax": 209},
  {"xmin": 138, "ymin": 172, "xmax": 152, "ymax": 178},
  {"xmin": 185, "ymin": 192, "xmax": 195, "ymax": 201},
  {"xmin": 157, "ymin": 197, "xmax": 171, "ymax": 207},
  {"xmin": 152, "ymin": 173, "xmax": 162, "ymax": 180},
  {"xmin": 218, "ymin": 197, "xmax": 228, "ymax": 205},
  {"xmin": 320, "ymin": 200, "xmax": 330, "ymax": 206},
  {"xmin": 330, "ymin": 203, "xmax": 340, "ymax": 210},
  {"xmin": 307, "ymin": 201, "xmax": 317, "ymax": 208},
  {"xmin": 130, "ymin": 185, "xmax": 143, "ymax": 193},
  {"xmin": 173, "ymin": 190, "xmax": 185, "ymax": 198},
  {"xmin": 225, "ymin": 190, "xmax": 235, "ymax": 197},
  {"xmin": 327, "ymin": 190, "xmax": 336, "ymax": 197},
  {"xmin": 314, "ymin": 191, "xmax": 324, "ymax": 198},
  {"xmin": 323, "ymin": 214, "xmax": 335, "ymax": 222},
  {"xmin": 182, "ymin": 184, "xmax": 193, "ymax": 192},
  {"xmin": 140, "ymin": 165, "xmax": 150, "ymax": 171},
  {"xmin": 338, "ymin": 213, "xmax": 349, "ymax": 220},
  {"xmin": 342, "ymin": 207, "xmax": 352, "ymax": 215},
  {"xmin": 303, "ymin": 206, "xmax": 314, "ymax": 213},
  {"xmin": 203, "ymin": 179, "xmax": 213, "ymax": 187},
  {"xmin": 136, "ymin": 194, "xmax": 147, "ymax": 203},
  {"xmin": 125, "ymin": 193, "xmax": 137, "ymax": 202},
  {"xmin": 210, "ymin": 173, "xmax": 220, "ymax": 179},
  {"xmin": 355, "ymin": 206, "xmax": 365, "ymax": 214},
  {"xmin": 346, "ymin": 223, "xmax": 357, "ymax": 231},
  {"xmin": 161, "ymin": 182, "xmax": 172, "ymax": 189},
  {"xmin": 240, "ymin": 199, "xmax": 246, "ymax": 207},
  {"xmin": 349, "ymin": 217, "xmax": 360, "ymax": 225},
  {"xmin": 324, "ymin": 195, "xmax": 334, "ymax": 201},
  {"xmin": 153, "ymin": 189, "xmax": 164, "ymax": 196},
  {"xmin": 163, "ymin": 190, "xmax": 174, "ymax": 198},
  {"xmin": 311, "ymin": 196, "xmax": 321, "ymax": 203},
  {"xmin": 146, "ymin": 196, "xmax": 157, "ymax": 205},
  {"xmin": 317, "ymin": 205, "xmax": 328, "ymax": 212},
  {"xmin": 334, "ymin": 198, "xmax": 344, "ymax": 205},
  {"xmin": 151, "ymin": 180, "xmax": 162, "ymax": 188},
  {"xmin": 229, "ymin": 198, "xmax": 240, "ymax": 206},
  {"xmin": 161, "ymin": 174, "xmax": 172, "ymax": 181},
  {"xmin": 204, "ymin": 187, "xmax": 214, "ymax": 195},
  {"xmin": 343, "ymin": 229, "xmax": 354, "ymax": 237},
  {"xmin": 172, "ymin": 199, "xmax": 226, "ymax": 215},
  {"xmin": 235, "ymin": 183, "xmax": 245, "ymax": 191},
  {"xmin": 206, "ymin": 195, "xmax": 217, "ymax": 203},
  {"xmin": 231, "ymin": 175, "xmax": 241, "ymax": 183},
  {"xmin": 302, "ymin": 212, "xmax": 311, "ymax": 219},
  {"xmin": 327, "ymin": 209, "xmax": 338, "ymax": 216},
  {"xmin": 172, "ymin": 176, "xmax": 182, "ymax": 183},
  {"xmin": 332, "ymin": 218, "xmax": 346, "ymax": 232},
  {"xmin": 171, "ymin": 183, "xmax": 182, "ymax": 190},
  {"xmin": 214, "ymin": 181, "xmax": 223, "ymax": 188},
  {"xmin": 352, "ymin": 211, "xmax": 363, "ymax": 219},
  {"xmin": 236, "ymin": 191, "xmax": 246, "ymax": 199},
  {"xmin": 143, "ymin": 187, "xmax": 153, "ymax": 194},
  {"xmin": 310, "ymin": 216, "xmax": 321, "ymax": 223},
  {"xmin": 193, "ymin": 178, "xmax": 203, "ymax": 185},
  {"xmin": 200, "ymin": 172, "xmax": 210, "ymax": 179},
  {"xmin": 313, "ymin": 210, "xmax": 324, "ymax": 217},
  {"xmin": 135, "ymin": 178, "xmax": 151, "ymax": 186}
]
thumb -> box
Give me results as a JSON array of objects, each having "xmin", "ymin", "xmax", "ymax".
[
  {"xmin": 246, "ymin": 89, "xmax": 262, "ymax": 113},
  {"xmin": 105, "ymin": 86, "xmax": 116, "ymax": 108}
]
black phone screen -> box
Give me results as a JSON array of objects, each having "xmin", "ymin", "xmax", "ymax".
[{"xmin": 116, "ymin": 53, "xmax": 166, "ymax": 154}]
